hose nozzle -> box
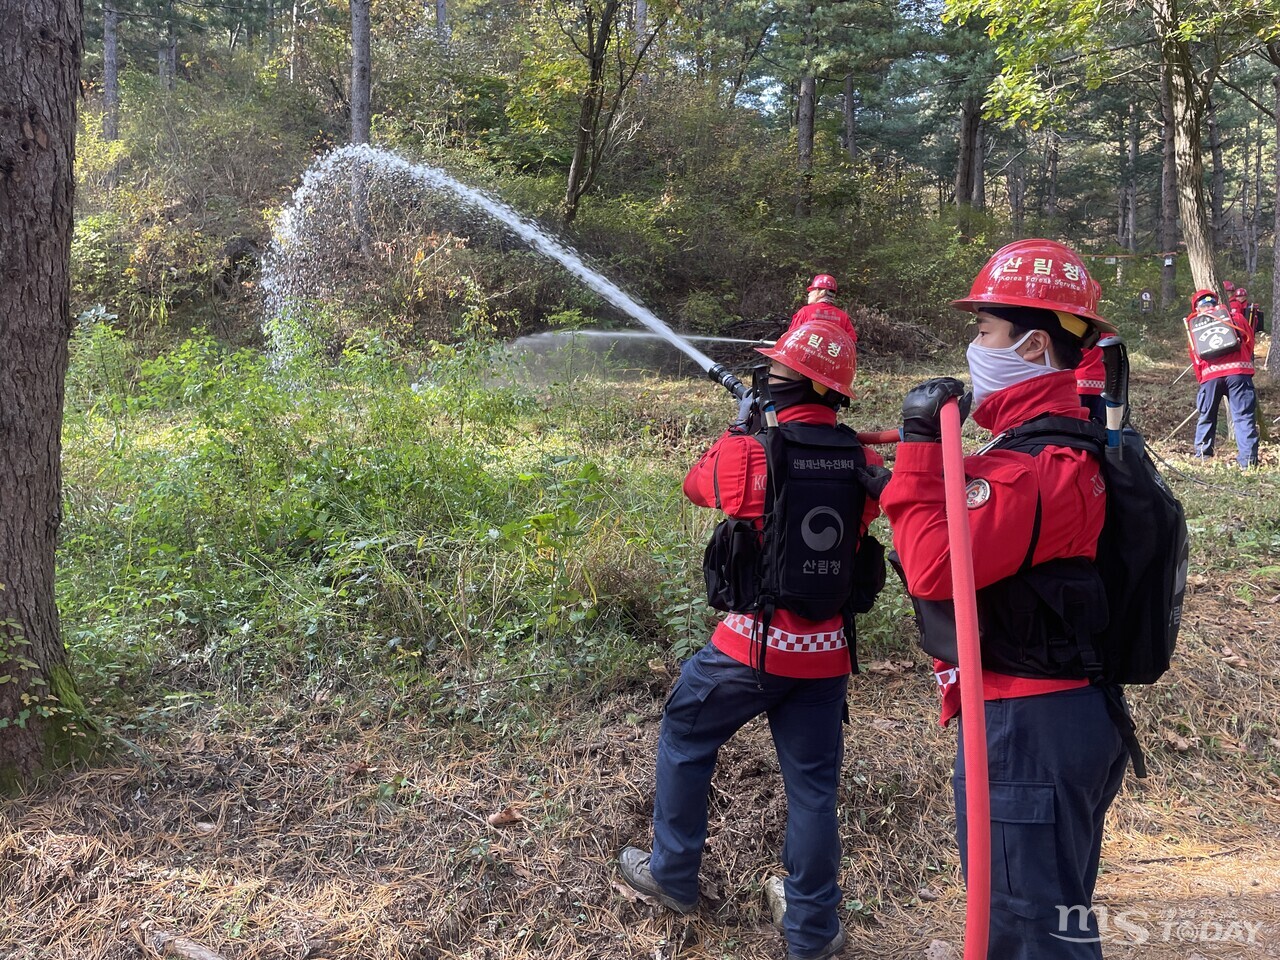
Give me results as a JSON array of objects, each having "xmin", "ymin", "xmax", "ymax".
[{"xmin": 707, "ymin": 363, "xmax": 749, "ymax": 400}]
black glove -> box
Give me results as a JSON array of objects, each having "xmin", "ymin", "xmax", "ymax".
[
  {"xmin": 901, "ymin": 377, "xmax": 972, "ymax": 443},
  {"xmin": 855, "ymin": 464, "xmax": 892, "ymax": 499}
]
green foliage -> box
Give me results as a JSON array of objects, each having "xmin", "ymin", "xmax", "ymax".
[{"xmin": 60, "ymin": 317, "xmax": 706, "ymax": 719}]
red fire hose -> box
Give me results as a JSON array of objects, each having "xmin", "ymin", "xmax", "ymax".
[
  {"xmin": 855, "ymin": 429, "xmax": 903, "ymax": 446},
  {"xmin": 858, "ymin": 407, "xmax": 991, "ymax": 955},
  {"xmin": 940, "ymin": 398, "xmax": 991, "ymax": 960}
]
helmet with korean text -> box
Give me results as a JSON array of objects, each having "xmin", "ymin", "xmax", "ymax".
[
  {"xmin": 951, "ymin": 239, "xmax": 1117, "ymax": 347},
  {"xmin": 756, "ymin": 319, "xmax": 857, "ymax": 397}
]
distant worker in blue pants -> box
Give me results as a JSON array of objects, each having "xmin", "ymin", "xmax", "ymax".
[{"xmin": 1184, "ymin": 289, "xmax": 1259, "ymax": 468}]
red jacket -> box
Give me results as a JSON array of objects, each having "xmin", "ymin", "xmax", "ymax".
[
  {"xmin": 788, "ymin": 301, "xmax": 857, "ymax": 341},
  {"xmin": 684, "ymin": 403, "xmax": 883, "ymax": 679},
  {"xmin": 1075, "ymin": 346, "xmax": 1104, "ymax": 396},
  {"xmin": 1185, "ymin": 306, "xmax": 1255, "ymax": 381},
  {"xmin": 880, "ymin": 371, "xmax": 1104, "ymax": 723}
]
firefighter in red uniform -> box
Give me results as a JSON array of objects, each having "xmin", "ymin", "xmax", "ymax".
[
  {"xmin": 787, "ymin": 274, "xmax": 857, "ymax": 340},
  {"xmin": 1226, "ymin": 283, "xmax": 1264, "ymax": 336},
  {"xmin": 620, "ymin": 319, "xmax": 882, "ymax": 960},
  {"xmin": 1185, "ymin": 289, "xmax": 1258, "ymax": 468},
  {"xmin": 880, "ymin": 239, "xmax": 1129, "ymax": 959}
]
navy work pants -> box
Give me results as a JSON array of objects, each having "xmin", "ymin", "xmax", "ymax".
[
  {"xmin": 954, "ymin": 686, "xmax": 1128, "ymax": 960},
  {"xmin": 1194, "ymin": 374, "xmax": 1259, "ymax": 467},
  {"xmin": 649, "ymin": 642, "xmax": 848, "ymax": 958}
]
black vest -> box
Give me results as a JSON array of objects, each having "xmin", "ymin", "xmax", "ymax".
[{"xmin": 905, "ymin": 429, "xmax": 1109, "ymax": 680}]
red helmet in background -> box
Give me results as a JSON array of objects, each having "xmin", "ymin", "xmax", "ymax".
[
  {"xmin": 1233, "ymin": 287, "xmax": 1248, "ymax": 299},
  {"xmin": 951, "ymin": 238, "xmax": 1117, "ymax": 344},
  {"xmin": 1191, "ymin": 288, "xmax": 1218, "ymax": 308},
  {"xmin": 807, "ymin": 274, "xmax": 838, "ymax": 293},
  {"xmin": 756, "ymin": 319, "xmax": 857, "ymax": 397}
]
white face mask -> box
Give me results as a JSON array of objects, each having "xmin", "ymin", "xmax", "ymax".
[{"xmin": 966, "ymin": 330, "xmax": 1058, "ymax": 408}]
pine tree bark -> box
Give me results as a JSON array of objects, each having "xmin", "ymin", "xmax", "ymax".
[
  {"xmin": 1126, "ymin": 102, "xmax": 1139, "ymax": 254},
  {"xmin": 973, "ymin": 120, "xmax": 985, "ymax": 211},
  {"xmin": 795, "ymin": 71, "xmax": 815, "ymax": 217},
  {"xmin": 435, "ymin": 0, "xmax": 447, "ymax": 43},
  {"xmin": 1207, "ymin": 97, "xmax": 1224, "ymax": 252},
  {"xmin": 1159, "ymin": 67, "xmax": 1178, "ymax": 308},
  {"xmin": 954, "ymin": 94, "xmax": 980, "ymax": 207},
  {"xmin": 843, "ymin": 74, "xmax": 856, "ymax": 161},
  {"xmin": 103, "ymin": 0, "xmax": 119, "ymax": 140},
  {"xmin": 1153, "ymin": 0, "xmax": 1217, "ymax": 291},
  {"xmin": 351, "ymin": 0, "xmax": 371, "ymax": 145},
  {"xmin": 1272, "ymin": 60, "xmax": 1280, "ymax": 368},
  {"xmin": 1041, "ymin": 130, "xmax": 1058, "ymax": 219},
  {"xmin": 0, "ymin": 0, "xmax": 88, "ymax": 791}
]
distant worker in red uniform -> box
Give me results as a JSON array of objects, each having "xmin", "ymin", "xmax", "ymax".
[
  {"xmin": 1184, "ymin": 289, "xmax": 1258, "ymax": 468},
  {"xmin": 880, "ymin": 239, "xmax": 1131, "ymax": 958},
  {"xmin": 787, "ymin": 274, "xmax": 857, "ymax": 341},
  {"xmin": 1225, "ymin": 282, "xmax": 1265, "ymax": 336},
  {"xmin": 620, "ymin": 319, "xmax": 885, "ymax": 960}
]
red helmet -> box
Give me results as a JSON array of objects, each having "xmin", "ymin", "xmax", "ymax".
[
  {"xmin": 756, "ymin": 319, "xmax": 857, "ymax": 397},
  {"xmin": 807, "ymin": 274, "xmax": 838, "ymax": 293},
  {"xmin": 1224, "ymin": 280, "xmax": 1236, "ymax": 291},
  {"xmin": 952, "ymin": 239, "xmax": 1117, "ymax": 344},
  {"xmin": 1233, "ymin": 287, "xmax": 1248, "ymax": 299},
  {"xmin": 1191, "ymin": 288, "xmax": 1218, "ymax": 308}
]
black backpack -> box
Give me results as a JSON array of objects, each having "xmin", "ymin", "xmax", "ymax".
[
  {"xmin": 992, "ymin": 416, "xmax": 1189, "ymax": 686},
  {"xmin": 703, "ymin": 421, "xmax": 885, "ymax": 673}
]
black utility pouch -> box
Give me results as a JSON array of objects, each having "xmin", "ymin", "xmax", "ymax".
[{"xmin": 703, "ymin": 518, "xmax": 762, "ymax": 612}]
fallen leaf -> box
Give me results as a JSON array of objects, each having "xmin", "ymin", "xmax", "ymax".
[
  {"xmin": 926, "ymin": 939, "xmax": 960, "ymax": 960},
  {"xmin": 1163, "ymin": 732, "xmax": 1197, "ymax": 752},
  {"xmin": 613, "ymin": 880, "xmax": 655, "ymax": 905},
  {"xmin": 917, "ymin": 886, "xmax": 941, "ymax": 902},
  {"xmin": 344, "ymin": 761, "xmax": 372, "ymax": 778},
  {"xmin": 871, "ymin": 718, "xmax": 900, "ymax": 732},
  {"xmin": 193, "ymin": 821, "xmax": 217, "ymax": 835},
  {"xmin": 1220, "ymin": 646, "xmax": 1246, "ymax": 666},
  {"xmin": 647, "ymin": 658, "xmax": 671, "ymax": 678},
  {"xmin": 487, "ymin": 805, "xmax": 525, "ymax": 827}
]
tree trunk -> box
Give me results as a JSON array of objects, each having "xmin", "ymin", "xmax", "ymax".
[
  {"xmin": 1272, "ymin": 63, "xmax": 1280, "ymax": 365},
  {"xmin": 1155, "ymin": 0, "xmax": 1216, "ymax": 291},
  {"xmin": 954, "ymin": 94, "xmax": 979, "ymax": 206},
  {"xmin": 1115, "ymin": 126, "xmax": 1127, "ymax": 248},
  {"xmin": 0, "ymin": 0, "xmax": 89, "ymax": 792},
  {"xmin": 1207, "ymin": 96, "xmax": 1224, "ymax": 252},
  {"xmin": 351, "ymin": 0, "xmax": 371, "ymax": 145},
  {"xmin": 435, "ymin": 0, "xmax": 447, "ymax": 43},
  {"xmin": 973, "ymin": 120, "xmax": 986, "ymax": 210},
  {"xmin": 350, "ymin": 0, "xmax": 372, "ymax": 254},
  {"xmin": 795, "ymin": 70, "xmax": 815, "ymax": 217},
  {"xmin": 1126, "ymin": 101, "xmax": 1139, "ymax": 254},
  {"xmin": 1160, "ymin": 66, "xmax": 1178, "ymax": 308},
  {"xmin": 103, "ymin": 0, "xmax": 119, "ymax": 140},
  {"xmin": 843, "ymin": 73, "xmax": 856, "ymax": 161},
  {"xmin": 1041, "ymin": 129, "xmax": 1058, "ymax": 219},
  {"xmin": 289, "ymin": 0, "xmax": 299, "ymax": 81},
  {"xmin": 1009, "ymin": 130, "xmax": 1025, "ymax": 235},
  {"xmin": 634, "ymin": 0, "xmax": 646, "ymax": 39},
  {"xmin": 160, "ymin": 2, "xmax": 177, "ymax": 91}
]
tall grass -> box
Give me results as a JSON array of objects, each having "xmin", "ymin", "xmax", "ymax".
[{"xmin": 59, "ymin": 319, "xmax": 733, "ymax": 725}]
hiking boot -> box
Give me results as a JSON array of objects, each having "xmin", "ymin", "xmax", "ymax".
[
  {"xmin": 788, "ymin": 926, "xmax": 847, "ymax": 960},
  {"xmin": 617, "ymin": 847, "xmax": 698, "ymax": 914}
]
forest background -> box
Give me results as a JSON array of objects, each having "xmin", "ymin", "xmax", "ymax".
[{"xmin": 3, "ymin": 1, "xmax": 1280, "ymax": 959}]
